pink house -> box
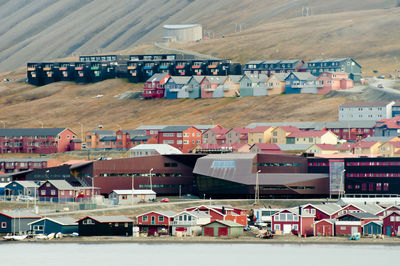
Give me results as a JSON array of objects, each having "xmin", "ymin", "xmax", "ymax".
[
  {"xmin": 317, "ymin": 72, "xmax": 354, "ymax": 95},
  {"xmin": 200, "ymin": 76, "xmax": 227, "ymax": 98}
]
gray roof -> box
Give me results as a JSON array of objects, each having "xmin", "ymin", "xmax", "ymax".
[
  {"xmin": 351, "ymin": 203, "xmax": 383, "ymax": 215},
  {"xmin": 306, "ymin": 203, "xmax": 342, "ymax": 215},
  {"xmin": 246, "ymin": 61, "xmax": 263, "ymax": 65},
  {"xmin": 362, "ymin": 136, "xmax": 394, "ymax": 142},
  {"xmin": 339, "ymin": 212, "xmax": 378, "ymax": 220},
  {"xmin": 147, "ymin": 73, "xmax": 169, "ymax": 82},
  {"xmin": 270, "ymin": 73, "xmax": 289, "ymax": 81},
  {"xmin": 45, "ymin": 180, "xmax": 74, "ymax": 190},
  {"xmin": 138, "ymin": 210, "xmax": 177, "ymax": 218},
  {"xmin": 279, "ymin": 59, "xmax": 302, "ymax": 64},
  {"xmin": 205, "ymin": 76, "xmax": 226, "ymax": 84},
  {"xmin": 13, "ymin": 181, "xmax": 39, "ymax": 188},
  {"xmin": 160, "ymin": 125, "xmax": 192, "ymax": 132},
  {"xmin": 190, "ymin": 76, "xmax": 205, "ymax": 83},
  {"xmin": 121, "ymin": 130, "xmax": 146, "ymax": 136},
  {"xmin": 243, "ymin": 74, "xmax": 269, "ymax": 83},
  {"xmin": 134, "ymin": 125, "xmax": 167, "ymax": 130},
  {"xmin": 263, "ymin": 60, "xmax": 281, "ymax": 64},
  {"xmin": 227, "ymin": 75, "xmax": 243, "ymax": 83},
  {"xmin": 29, "ymin": 216, "xmax": 77, "ymax": 226},
  {"xmin": 340, "ymin": 101, "xmax": 391, "ymax": 108},
  {"xmin": 176, "ymin": 211, "xmax": 211, "ymax": 218},
  {"xmin": 130, "ymin": 144, "xmax": 182, "ymax": 155},
  {"xmin": 89, "ymin": 130, "xmax": 115, "ymax": 136},
  {"xmin": 277, "ymin": 144, "xmax": 313, "ymax": 151},
  {"xmin": 204, "ymin": 220, "xmax": 243, "ymax": 227},
  {"xmin": 169, "ymin": 76, "xmax": 191, "ymax": 84},
  {"xmin": 308, "ymin": 58, "xmax": 351, "ymax": 63},
  {"xmin": 286, "ymin": 72, "xmax": 316, "ymax": 81},
  {"xmin": 1, "ymin": 210, "xmax": 41, "ymax": 219},
  {"xmin": 313, "ymin": 121, "xmax": 376, "ymax": 130},
  {"xmin": 0, "ymin": 158, "xmax": 50, "ymax": 163},
  {"xmin": 247, "ymin": 122, "xmax": 319, "ymax": 129},
  {"xmin": 99, "ymin": 136, "xmax": 116, "ymax": 141},
  {"xmin": 84, "ymin": 216, "xmax": 134, "ymax": 223},
  {"xmin": 0, "ymin": 128, "xmax": 68, "ymax": 137}
]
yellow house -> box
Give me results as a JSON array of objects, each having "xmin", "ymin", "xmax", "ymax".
[
  {"xmin": 248, "ymin": 126, "xmax": 275, "ymax": 145},
  {"xmin": 267, "ymin": 73, "xmax": 287, "ymax": 95},
  {"xmin": 286, "ymin": 130, "xmax": 338, "ymax": 145},
  {"xmin": 306, "ymin": 144, "xmax": 339, "ymax": 155},
  {"xmin": 223, "ymin": 75, "xmax": 242, "ymax": 97},
  {"xmin": 378, "ymin": 141, "xmax": 400, "ymax": 157},
  {"xmin": 352, "ymin": 141, "xmax": 383, "ymax": 156},
  {"xmin": 271, "ymin": 126, "xmax": 300, "ymax": 144}
]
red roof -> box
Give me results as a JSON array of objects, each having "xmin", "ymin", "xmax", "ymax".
[
  {"xmin": 374, "ymin": 116, "xmax": 400, "ymax": 129},
  {"xmin": 240, "ymin": 133, "xmax": 248, "ymax": 140},
  {"xmin": 277, "ymin": 126, "xmax": 301, "ymax": 132},
  {"xmin": 287, "ymin": 130, "xmax": 334, "ymax": 138},
  {"xmin": 338, "ymin": 141, "xmax": 379, "ymax": 150},
  {"xmin": 388, "ymin": 141, "xmax": 400, "ymax": 148},
  {"xmin": 197, "ymin": 143, "xmax": 245, "ymax": 151},
  {"xmin": 209, "ymin": 125, "xmax": 229, "ymax": 135},
  {"xmin": 232, "ymin": 127, "xmax": 251, "ymax": 134},
  {"xmin": 254, "ymin": 143, "xmax": 281, "ymax": 150},
  {"xmin": 249, "ymin": 126, "xmax": 272, "ymax": 133}
]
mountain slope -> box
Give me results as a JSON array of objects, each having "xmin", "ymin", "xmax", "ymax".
[{"xmin": 0, "ymin": 0, "xmax": 398, "ymax": 72}]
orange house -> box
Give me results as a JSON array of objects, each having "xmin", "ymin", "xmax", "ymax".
[{"xmin": 158, "ymin": 126, "xmax": 202, "ymax": 153}]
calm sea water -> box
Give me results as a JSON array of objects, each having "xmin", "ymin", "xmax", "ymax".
[{"xmin": 0, "ymin": 242, "xmax": 398, "ymax": 266}]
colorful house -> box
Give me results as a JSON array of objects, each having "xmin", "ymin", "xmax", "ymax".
[
  {"xmin": 363, "ymin": 221, "xmax": 382, "ymax": 235},
  {"xmin": 0, "ymin": 211, "xmax": 41, "ymax": 234},
  {"xmin": 271, "ymin": 126, "xmax": 301, "ymax": 144},
  {"xmin": 243, "ymin": 61, "xmax": 265, "ymax": 75},
  {"xmin": 38, "ymin": 180, "xmax": 76, "ymax": 202},
  {"xmin": 5, "ymin": 181, "xmax": 38, "ymax": 197},
  {"xmin": 225, "ymin": 127, "xmax": 251, "ymax": 144},
  {"xmin": 248, "ymin": 126, "xmax": 274, "ymax": 145},
  {"xmin": 171, "ymin": 211, "xmax": 211, "ymax": 236},
  {"xmin": 266, "ymin": 73, "xmax": 287, "ymax": 95},
  {"xmin": 313, "ymin": 219, "xmax": 335, "ymax": 237},
  {"xmin": 271, "ymin": 208, "xmax": 315, "ymax": 236},
  {"xmin": 305, "ymin": 58, "xmax": 362, "ymax": 83},
  {"xmin": 202, "ymin": 220, "xmax": 243, "ymax": 237},
  {"xmin": 142, "ymin": 73, "xmax": 171, "ymax": 99},
  {"xmin": 339, "ymin": 101, "xmax": 394, "ymax": 122},
  {"xmin": 191, "ymin": 60, "xmax": 207, "ymax": 76},
  {"xmin": 28, "ymin": 217, "xmax": 78, "ymax": 235},
  {"xmin": 249, "ymin": 143, "xmax": 283, "ymax": 154},
  {"xmin": 108, "ymin": 189, "xmax": 156, "ymax": 205},
  {"xmin": 200, "ymin": 76, "xmax": 227, "ymax": 98},
  {"xmin": 77, "ymin": 216, "xmax": 134, "ymax": 236},
  {"xmin": 164, "ymin": 76, "xmax": 191, "ymax": 99},
  {"xmin": 286, "ymin": 130, "xmax": 338, "ymax": 145},
  {"xmin": 302, "ymin": 203, "xmax": 342, "ymax": 221},
  {"xmin": 335, "ymin": 212, "xmax": 379, "ymax": 236},
  {"xmin": 222, "ymin": 75, "xmax": 242, "ymax": 97},
  {"xmin": 382, "ymin": 211, "xmax": 400, "ymax": 236},
  {"xmin": 136, "ymin": 211, "xmax": 176, "ymax": 236},
  {"xmin": 317, "ymin": 72, "xmax": 354, "ymax": 95},
  {"xmin": 202, "ymin": 125, "xmax": 229, "ymax": 145},
  {"xmin": 239, "ymin": 74, "xmax": 268, "ymax": 97},
  {"xmin": 158, "ymin": 126, "xmax": 202, "ymax": 153},
  {"xmin": 185, "ymin": 205, "xmax": 247, "ymax": 226},
  {"xmin": 0, "ymin": 128, "xmax": 78, "ymax": 154},
  {"xmin": 284, "ymin": 72, "xmax": 322, "ymax": 94},
  {"xmin": 306, "ymin": 144, "xmax": 339, "ymax": 155}
]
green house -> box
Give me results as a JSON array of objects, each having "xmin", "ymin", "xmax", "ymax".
[{"xmin": 202, "ymin": 220, "xmax": 243, "ymax": 237}]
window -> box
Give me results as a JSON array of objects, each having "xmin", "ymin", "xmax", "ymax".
[
  {"xmin": 177, "ymin": 140, "xmax": 182, "ymax": 144},
  {"xmin": 83, "ymin": 219, "xmax": 94, "ymax": 225},
  {"xmin": 274, "ymin": 224, "xmax": 280, "ymax": 231},
  {"xmin": 46, "ymin": 183, "xmax": 51, "ymax": 187},
  {"xmin": 158, "ymin": 216, "xmax": 164, "ymax": 222},
  {"xmin": 311, "ymin": 209, "xmax": 316, "ymax": 215},
  {"xmin": 390, "ymin": 216, "xmax": 395, "ymax": 222},
  {"xmin": 292, "ymin": 224, "xmax": 298, "ymax": 231},
  {"xmin": 143, "ymin": 216, "xmax": 148, "ymax": 222},
  {"xmin": 41, "ymin": 190, "xmax": 46, "ymax": 196},
  {"xmin": 361, "ymin": 183, "xmax": 366, "ymax": 191},
  {"xmin": 1, "ymin": 222, "xmax": 6, "ymax": 228},
  {"xmin": 115, "ymin": 223, "xmax": 119, "ymax": 227},
  {"xmin": 122, "ymin": 195, "xmax": 127, "ymax": 200},
  {"xmin": 384, "ymin": 183, "xmax": 389, "ymax": 191},
  {"xmin": 183, "ymin": 140, "xmax": 189, "ymax": 144},
  {"xmin": 340, "ymin": 226, "xmax": 346, "ymax": 230},
  {"xmin": 51, "ymin": 190, "xmax": 56, "ymax": 195}
]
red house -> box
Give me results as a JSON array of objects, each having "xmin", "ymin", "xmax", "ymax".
[
  {"xmin": 38, "ymin": 180, "xmax": 76, "ymax": 203},
  {"xmin": 185, "ymin": 205, "xmax": 247, "ymax": 226},
  {"xmin": 0, "ymin": 128, "xmax": 78, "ymax": 154},
  {"xmin": 158, "ymin": 126, "xmax": 202, "ymax": 153},
  {"xmin": 302, "ymin": 203, "xmax": 342, "ymax": 221},
  {"xmin": 142, "ymin": 73, "xmax": 171, "ymax": 99},
  {"xmin": 335, "ymin": 212, "xmax": 379, "ymax": 235},
  {"xmin": 136, "ymin": 211, "xmax": 176, "ymax": 236},
  {"xmin": 271, "ymin": 208, "xmax": 315, "ymax": 236},
  {"xmin": 313, "ymin": 219, "xmax": 335, "ymax": 237},
  {"xmin": 382, "ymin": 211, "xmax": 400, "ymax": 236},
  {"xmin": 376, "ymin": 205, "xmax": 400, "ymax": 217},
  {"xmin": 331, "ymin": 203, "xmax": 383, "ymax": 219},
  {"xmin": 249, "ymin": 143, "xmax": 283, "ymax": 154},
  {"xmin": 317, "ymin": 72, "xmax": 354, "ymax": 95}
]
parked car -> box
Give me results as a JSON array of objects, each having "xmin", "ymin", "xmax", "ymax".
[
  {"xmin": 377, "ymin": 75, "xmax": 385, "ymax": 79},
  {"xmin": 377, "ymin": 84, "xmax": 384, "ymax": 88},
  {"xmin": 161, "ymin": 198, "xmax": 170, "ymax": 203}
]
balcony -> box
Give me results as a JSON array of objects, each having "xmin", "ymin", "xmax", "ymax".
[
  {"xmin": 291, "ymin": 82, "xmax": 322, "ymax": 89},
  {"xmin": 168, "ymin": 87, "xmax": 181, "ymax": 92},
  {"xmin": 204, "ymin": 87, "xmax": 215, "ymax": 92},
  {"xmin": 171, "ymin": 220, "xmax": 197, "ymax": 226}
]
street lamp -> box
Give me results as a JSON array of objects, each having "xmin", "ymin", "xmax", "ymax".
[
  {"xmin": 149, "ymin": 168, "xmax": 154, "ymax": 191},
  {"xmin": 254, "ymin": 170, "xmax": 261, "ymax": 205}
]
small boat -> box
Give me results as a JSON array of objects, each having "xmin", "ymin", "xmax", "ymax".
[
  {"xmin": 47, "ymin": 233, "xmax": 55, "ymax": 240},
  {"xmin": 55, "ymin": 232, "xmax": 63, "ymax": 238},
  {"xmin": 12, "ymin": 235, "xmax": 27, "ymax": 241},
  {"xmin": 349, "ymin": 233, "xmax": 361, "ymax": 240},
  {"xmin": 34, "ymin": 234, "xmax": 48, "ymax": 240},
  {"xmin": 3, "ymin": 234, "xmax": 13, "ymax": 240}
]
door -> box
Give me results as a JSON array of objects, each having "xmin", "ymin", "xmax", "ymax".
[
  {"xmin": 283, "ymin": 224, "xmax": 292, "ymax": 234},
  {"xmin": 204, "ymin": 227, "xmax": 214, "ymax": 236},
  {"xmin": 218, "ymin": 227, "xmax": 228, "ymax": 236},
  {"xmin": 151, "ymin": 216, "xmax": 155, "ymax": 225},
  {"xmin": 351, "ymin": 226, "xmax": 358, "ymax": 235},
  {"xmin": 386, "ymin": 226, "xmax": 391, "ymax": 236}
]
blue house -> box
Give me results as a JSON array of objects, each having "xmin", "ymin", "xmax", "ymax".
[
  {"xmin": 284, "ymin": 72, "xmax": 321, "ymax": 94},
  {"xmin": 305, "ymin": 58, "xmax": 362, "ymax": 82},
  {"xmin": 29, "ymin": 217, "xmax": 78, "ymax": 235},
  {"xmin": 187, "ymin": 76, "xmax": 205, "ymax": 99},
  {"xmin": 363, "ymin": 221, "xmax": 382, "ymax": 235},
  {"xmin": 0, "ymin": 211, "xmax": 41, "ymax": 234},
  {"xmin": 5, "ymin": 181, "xmax": 38, "ymax": 197},
  {"xmin": 164, "ymin": 76, "xmax": 191, "ymax": 99},
  {"xmin": 243, "ymin": 61, "xmax": 265, "ymax": 75}
]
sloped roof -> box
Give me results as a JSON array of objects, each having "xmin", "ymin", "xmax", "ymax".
[
  {"xmin": 286, "ymin": 72, "xmax": 316, "ymax": 81},
  {"xmin": 232, "ymin": 127, "xmax": 251, "ymax": 134},
  {"xmin": 147, "ymin": 73, "xmax": 169, "ymax": 82},
  {"xmin": 249, "ymin": 126, "xmax": 272, "ymax": 133},
  {"xmin": 203, "ymin": 220, "xmax": 243, "ymax": 227},
  {"xmin": 131, "ymin": 136, "xmax": 152, "ymax": 142},
  {"xmin": 287, "ymin": 130, "xmax": 333, "ymax": 138},
  {"xmin": 340, "ymin": 101, "xmax": 391, "ymax": 108},
  {"xmin": 304, "ymin": 203, "xmax": 342, "ymax": 215},
  {"xmin": 159, "ymin": 125, "xmax": 192, "ymax": 132},
  {"xmin": 130, "ymin": 144, "xmax": 182, "ymax": 155},
  {"xmin": 12, "ymin": 181, "xmax": 39, "ymax": 188},
  {"xmin": 79, "ymin": 216, "xmax": 134, "ymax": 223},
  {"xmin": 28, "ymin": 216, "xmax": 78, "ymax": 226},
  {"xmin": 311, "ymin": 144, "xmax": 339, "ymax": 151},
  {"xmin": 1, "ymin": 211, "xmax": 41, "ymax": 219},
  {"xmin": 208, "ymin": 125, "xmax": 229, "ymax": 135},
  {"xmin": 176, "ymin": 211, "xmax": 211, "ymax": 218},
  {"xmin": 99, "ymin": 136, "xmax": 116, "ymax": 141},
  {"xmin": 45, "ymin": 180, "xmax": 74, "ymax": 190},
  {"xmin": 169, "ymin": 76, "xmax": 191, "ymax": 84},
  {"xmin": 276, "ymin": 126, "xmax": 301, "ymax": 132},
  {"xmin": 338, "ymin": 212, "xmax": 378, "ymax": 220},
  {"xmin": 374, "ymin": 116, "xmax": 400, "ymax": 129},
  {"xmin": 277, "ymin": 144, "xmax": 313, "ymax": 151},
  {"xmin": 247, "ymin": 122, "xmax": 318, "ymax": 130},
  {"xmin": 137, "ymin": 210, "xmax": 177, "ymax": 218},
  {"xmin": 253, "ymin": 143, "xmax": 281, "ymax": 150},
  {"xmin": 205, "ymin": 76, "xmax": 227, "ymax": 84},
  {"xmin": 270, "ymin": 73, "xmax": 289, "ymax": 81},
  {"xmin": 0, "ymin": 128, "xmax": 68, "ymax": 137},
  {"xmin": 111, "ymin": 189, "xmax": 156, "ymax": 195}
]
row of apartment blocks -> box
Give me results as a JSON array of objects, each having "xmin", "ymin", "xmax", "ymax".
[
  {"xmin": 339, "ymin": 101, "xmax": 400, "ymax": 122},
  {"xmin": 27, "ymin": 54, "xmax": 362, "ymax": 86},
  {"xmin": 142, "ymin": 71, "xmax": 354, "ymax": 100}
]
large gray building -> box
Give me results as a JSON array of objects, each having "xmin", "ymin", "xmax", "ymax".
[
  {"xmin": 163, "ymin": 24, "xmax": 202, "ymax": 42},
  {"xmin": 339, "ymin": 101, "xmax": 395, "ymax": 121}
]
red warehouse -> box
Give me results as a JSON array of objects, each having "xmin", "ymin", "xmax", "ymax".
[
  {"xmin": 313, "ymin": 219, "xmax": 335, "ymax": 237},
  {"xmin": 335, "ymin": 212, "xmax": 379, "ymax": 236}
]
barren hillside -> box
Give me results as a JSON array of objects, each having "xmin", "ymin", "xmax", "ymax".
[
  {"xmin": 0, "ymin": 0, "xmax": 398, "ymax": 72},
  {"xmin": 0, "ymin": 77, "xmax": 347, "ymax": 136}
]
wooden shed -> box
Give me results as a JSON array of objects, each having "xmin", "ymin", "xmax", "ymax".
[
  {"xmin": 363, "ymin": 221, "xmax": 382, "ymax": 235},
  {"xmin": 313, "ymin": 219, "xmax": 335, "ymax": 237},
  {"xmin": 77, "ymin": 216, "xmax": 134, "ymax": 236},
  {"xmin": 29, "ymin": 217, "xmax": 78, "ymax": 235},
  {"xmin": 202, "ymin": 220, "xmax": 243, "ymax": 237}
]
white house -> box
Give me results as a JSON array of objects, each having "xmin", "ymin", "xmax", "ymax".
[
  {"xmin": 130, "ymin": 144, "xmax": 182, "ymax": 157},
  {"xmin": 108, "ymin": 190, "xmax": 156, "ymax": 205},
  {"xmin": 339, "ymin": 101, "xmax": 395, "ymax": 121},
  {"xmin": 171, "ymin": 211, "xmax": 211, "ymax": 236}
]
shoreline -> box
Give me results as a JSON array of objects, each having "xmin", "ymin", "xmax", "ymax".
[{"xmin": 2, "ymin": 235, "xmax": 400, "ymax": 245}]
